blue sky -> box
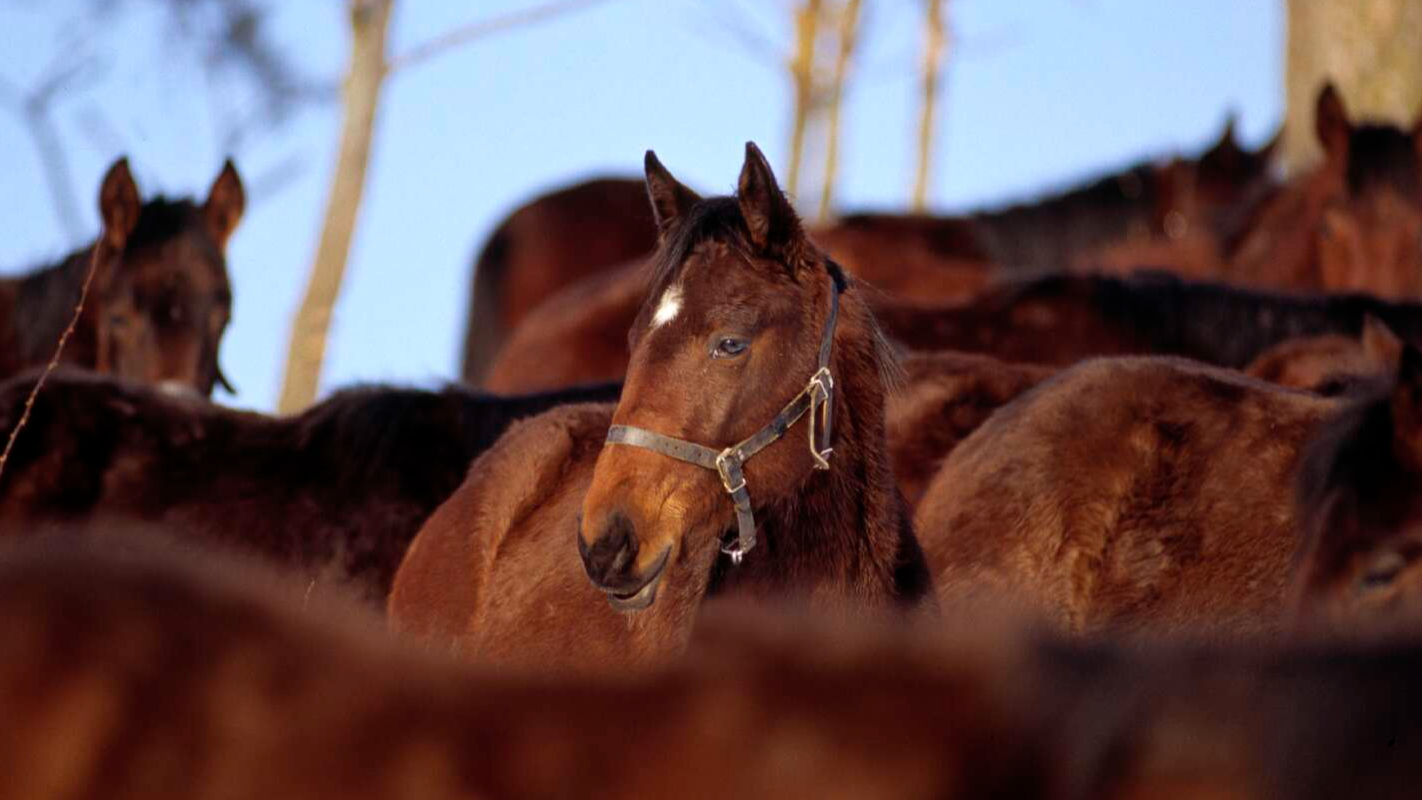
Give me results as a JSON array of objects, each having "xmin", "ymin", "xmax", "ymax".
[{"xmin": 0, "ymin": 0, "xmax": 1281, "ymax": 411}]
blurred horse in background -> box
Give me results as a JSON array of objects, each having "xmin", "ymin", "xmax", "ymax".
[
  {"xmin": 1228, "ymin": 83, "xmax": 1422, "ymax": 297},
  {"xmin": 0, "ymin": 369, "xmax": 618, "ymax": 607},
  {"xmin": 0, "ymin": 158, "xmax": 244, "ymax": 396}
]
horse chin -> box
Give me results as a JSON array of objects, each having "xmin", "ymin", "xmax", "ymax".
[{"xmin": 604, "ymin": 546, "xmax": 671, "ymax": 613}]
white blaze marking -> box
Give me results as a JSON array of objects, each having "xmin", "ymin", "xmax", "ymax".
[{"xmin": 651, "ymin": 284, "xmax": 683, "ymax": 329}]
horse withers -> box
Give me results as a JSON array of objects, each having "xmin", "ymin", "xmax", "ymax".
[{"xmin": 0, "ymin": 157, "xmax": 243, "ymax": 395}]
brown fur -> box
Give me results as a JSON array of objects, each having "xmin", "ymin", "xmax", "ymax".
[
  {"xmin": 488, "ymin": 266, "xmax": 1422, "ymax": 394},
  {"xmin": 391, "ymin": 146, "xmax": 932, "ymax": 671},
  {"xmin": 916, "ymin": 357, "xmax": 1343, "ymax": 636},
  {"xmin": 9, "ymin": 542, "xmax": 1422, "ymax": 799},
  {"xmin": 0, "ymin": 369, "xmax": 619, "ymax": 608},
  {"xmin": 0, "ymin": 158, "xmax": 243, "ymax": 395},
  {"xmin": 0, "ymin": 541, "xmax": 1077, "ymax": 800},
  {"xmin": 887, "ymin": 352, "xmax": 1054, "ymax": 508}
]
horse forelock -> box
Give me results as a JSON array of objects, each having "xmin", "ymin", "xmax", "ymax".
[{"xmin": 1345, "ymin": 125, "xmax": 1421, "ymax": 202}]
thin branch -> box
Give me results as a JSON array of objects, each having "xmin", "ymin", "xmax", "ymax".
[
  {"xmin": 785, "ymin": 0, "xmax": 824, "ymax": 202},
  {"xmin": 818, "ymin": 0, "xmax": 863, "ymax": 223},
  {"xmin": 389, "ymin": 0, "xmax": 621, "ymax": 74},
  {"xmin": 912, "ymin": 0, "xmax": 947, "ymax": 211},
  {"xmin": 0, "ymin": 244, "xmax": 105, "ymax": 483}
]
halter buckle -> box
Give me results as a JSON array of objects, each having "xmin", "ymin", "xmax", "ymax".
[
  {"xmin": 807, "ymin": 367, "xmax": 834, "ymax": 470},
  {"xmin": 715, "ymin": 449, "xmax": 746, "ymax": 494}
]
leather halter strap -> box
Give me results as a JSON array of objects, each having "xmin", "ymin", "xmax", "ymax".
[{"xmin": 605, "ymin": 276, "xmax": 840, "ymax": 564}]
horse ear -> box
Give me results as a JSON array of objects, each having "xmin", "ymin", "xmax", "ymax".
[
  {"xmin": 1390, "ymin": 342, "xmax": 1422, "ymax": 472},
  {"xmin": 203, "ymin": 159, "xmax": 245, "ymax": 247},
  {"xmin": 644, "ymin": 151, "xmax": 700, "ymax": 239},
  {"xmin": 98, "ymin": 157, "xmax": 141, "ymax": 251},
  {"xmin": 1208, "ymin": 112, "xmax": 1240, "ymax": 157},
  {"xmin": 1315, "ymin": 82, "xmax": 1351, "ymax": 163},
  {"xmin": 737, "ymin": 141, "xmax": 806, "ymax": 265},
  {"xmin": 1362, "ymin": 315, "xmax": 1405, "ymax": 370}
]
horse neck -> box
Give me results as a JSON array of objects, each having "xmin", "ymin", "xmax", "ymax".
[
  {"xmin": 5, "ymin": 247, "xmax": 100, "ymax": 370},
  {"xmin": 721, "ymin": 304, "xmax": 918, "ymax": 611}
]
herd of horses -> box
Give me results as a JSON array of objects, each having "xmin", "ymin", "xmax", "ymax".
[{"xmin": 3, "ymin": 82, "xmax": 1422, "ymax": 797}]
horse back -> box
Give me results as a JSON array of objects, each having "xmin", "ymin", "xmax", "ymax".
[{"xmin": 916, "ymin": 357, "xmax": 1341, "ymax": 634}]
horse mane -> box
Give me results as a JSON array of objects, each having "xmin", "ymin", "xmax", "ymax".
[
  {"xmin": 126, "ymin": 197, "xmax": 207, "ymax": 252},
  {"xmin": 646, "ymin": 196, "xmax": 749, "ymax": 293},
  {"xmin": 1293, "ymin": 378, "xmax": 1396, "ymax": 565},
  {"xmin": 1345, "ymin": 124, "xmax": 1421, "ymax": 201}
]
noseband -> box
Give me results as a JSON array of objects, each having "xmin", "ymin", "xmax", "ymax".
[{"xmin": 605, "ymin": 276, "xmax": 841, "ymax": 565}]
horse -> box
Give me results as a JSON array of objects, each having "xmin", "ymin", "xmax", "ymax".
[
  {"xmin": 0, "ymin": 368, "xmax": 619, "ymax": 607},
  {"xmin": 460, "ymin": 177, "xmax": 658, "ymax": 384},
  {"xmin": 0, "ymin": 157, "xmax": 244, "ymax": 395},
  {"xmin": 1289, "ymin": 331, "xmax": 1422, "ymax": 633},
  {"xmin": 486, "ymin": 266, "xmax": 1422, "ymax": 394},
  {"xmin": 1227, "ymin": 83, "xmax": 1422, "ymax": 297},
  {"xmin": 914, "ymin": 355, "xmax": 1347, "ymax": 636},
  {"xmin": 1242, "ymin": 314, "xmax": 1400, "ymax": 395},
  {"xmin": 390, "ymin": 143, "xmax": 933, "ymax": 672}
]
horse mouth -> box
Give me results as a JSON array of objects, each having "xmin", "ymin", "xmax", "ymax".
[{"xmin": 605, "ymin": 548, "xmax": 670, "ymax": 612}]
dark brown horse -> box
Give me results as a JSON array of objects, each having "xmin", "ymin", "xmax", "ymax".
[
  {"xmin": 0, "ymin": 158, "xmax": 244, "ymax": 395},
  {"xmin": 915, "ymin": 356, "xmax": 1344, "ymax": 636},
  {"xmin": 486, "ymin": 267, "xmax": 1422, "ymax": 394},
  {"xmin": 1289, "ymin": 332, "xmax": 1422, "ymax": 633},
  {"xmin": 0, "ymin": 368, "xmax": 619, "ymax": 607},
  {"xmin": 460, "ymin": 177, "xmax": 658, "ymax": 384},
  {"xmin": 1227, "ymin": 83, "xmax": 1422, "ymax": 297},
  {"xmin": 390, "ymin": 144, "xmax": 932, "ymax": 671}
]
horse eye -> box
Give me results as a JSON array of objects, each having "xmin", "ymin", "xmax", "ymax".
[
  {"xmin": 1359, "ymin": 551, "xmax": 1406, "ymax": 591},
  {"xmin": 713, "ymin": 337, "xmax": 749, "ymax": 358}
]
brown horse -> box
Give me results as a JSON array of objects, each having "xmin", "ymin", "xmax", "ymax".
[
  {"xmin": 0, "ymin": 368, "xmax": 619, "ymax": 607},
  {"xmin": 487, "ymin": 267, "xmax": 1422, "ymax": 394},
  {"xmin": 915, "ymin": 356, "xmax": 1344, "ymax": 636},
  {"xmin": 1227, "ymin": 83, "xmax": 1422, "ymax": 297},
  {"xmin": 0, "ymin": 541, "xmax": 1082, "ymax": 800},
  {"xmin": 1289, "ymin": 333, "xmax": 1422, "ymax": 633},
  {"xmin": 0, "ymin": 158, "xmax": 243, "ymax": 395},
  {"xmin": 390, "ymin": 144, "xmax": 932, "ymax": 671},
  {"xmin": 460, "ymin": 177, "xmax": 657, "ymax": 384}
]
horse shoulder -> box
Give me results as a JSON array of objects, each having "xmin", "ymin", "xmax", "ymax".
[{"xmin": 388, "ymin": 401, "xmax": 615, "ymax": 647}]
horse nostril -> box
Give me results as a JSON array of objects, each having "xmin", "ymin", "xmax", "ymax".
[{"xmin": 579, "ymin": 511, "xmax": 639, "ymax": 585}]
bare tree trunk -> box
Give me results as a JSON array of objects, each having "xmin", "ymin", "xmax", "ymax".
[
  {"xmin": 817, "ymin": 0, "xmax": 862, "ymax": 223},
  {"xmin": 786, "ymin": 0, "xmax": 823, "ymax": 204},
  {"xmin": 277, "ymin": 0, "xmax": 393, "ymax": 414},
  {"xmin": 1283, "ymin": 0, "xmax": 1422, "ymax": 176},
  {"xmin": 911, "ymin": 0, "xmax": 946, "ymax": 212}
]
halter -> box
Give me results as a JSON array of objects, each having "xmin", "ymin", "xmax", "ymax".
[{"xmin": 605, "ymin": 276, "xmax": 841, "ymax": 565}]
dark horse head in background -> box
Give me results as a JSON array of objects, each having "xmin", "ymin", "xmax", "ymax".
[{"xmin": 0, "ymin": 157, "xmax": 244, "ymax": 396}]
